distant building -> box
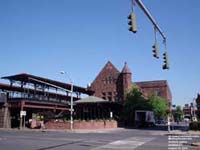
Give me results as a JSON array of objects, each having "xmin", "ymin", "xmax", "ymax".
[
  {"xmin": 183, "ymin": 104, "xmax": 192, "ymax": 120},
  {"xmin": 195, "ymin": 94, "xmax": 200, "ymax": 120},
  {"xmin": 90, "ymin": 61, "xmax": 172, "ymax": 108}
]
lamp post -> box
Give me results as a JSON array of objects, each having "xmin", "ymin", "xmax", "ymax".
[
  {"xmin": 192, "ymin": 98, "xmax": 197, "ymax": 121},
  {"xmin": 60, "ymin": 71, "xmax": 73, "ymax": 130},
  {"xmin": 167, "ymin": 115, "xmax": 171, "ymax": 132}
]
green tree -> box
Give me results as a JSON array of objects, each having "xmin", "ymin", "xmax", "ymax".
[
  {"xmin": 173, "ymin": 106, "xmax": 183, "ymax": 122},
  {"xmin": 122, "ymin": 85, "xmax": 152, "ymax": 123},
  {"xmin": 148, "ymin": 95, "xmax": 168, "ymax": 120}
]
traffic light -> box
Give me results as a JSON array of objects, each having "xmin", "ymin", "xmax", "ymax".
[
  {"xmin": 128, "ymin": 12, "xmax": 137, "ymax": 33},
  {"xmin": 152, "ymin": 42, "xmax": 159, "ymax": 58},
  {"xmin": 162, "ymin": 52, "xmax": 169, "ymax": 70}
]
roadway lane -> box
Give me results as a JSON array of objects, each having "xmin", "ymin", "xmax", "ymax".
[{"xmin": 0, "ymin": 128, "xmax": 198, "ymax": 150}]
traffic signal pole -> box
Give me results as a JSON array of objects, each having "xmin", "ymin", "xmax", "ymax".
[
  {"xmin": 132, "ymin": 0, "xmax": 169, "ymax": 70},
  {"xmin": 134, "ymin": 0, "xmax": 166, "ymax": 42}
]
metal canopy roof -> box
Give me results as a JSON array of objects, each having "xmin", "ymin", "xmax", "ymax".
[
  {"xmin": 0, "ymin": 83, "xmax": 75, "ymax": 101},
  {"xmin": 2, "ymin": 73, "xmax": 94, "ymax": 95},
  {"xmin": 75, "ymin": 96, "xmax": 110, "ymax": 104}
]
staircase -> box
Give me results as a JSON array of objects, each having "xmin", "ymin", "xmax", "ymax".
[
  {"xmin": 0, "ymin": 108, "xmax": 4, "ymax": 128},
  {"xmin": 0, "ymin": 106, "xmax": 11, "ymax": 128}
]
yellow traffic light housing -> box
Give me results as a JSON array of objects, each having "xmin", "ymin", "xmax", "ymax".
[
  {"xmin": 152, "ymin": 42, "xmax": 159, "ymax": 59},
  {"xmin": 128, "ymin": 12, "xmax": 137, "ymax": 33},
  {"xmin": 162, "ymin": 52, "xmax": 169, "ymax": 70}
]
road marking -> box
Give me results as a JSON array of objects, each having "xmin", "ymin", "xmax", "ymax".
[
  {"xmin": 1, "ymin": 135, "xmax": 83, "ymax": 142},
  {"xmin": 0, "ymin": 137, "xmax": 7, "ymax": 141},
  {"xmin": 92, "ymin": 137, "xmax": 154, "ymax": 150}
]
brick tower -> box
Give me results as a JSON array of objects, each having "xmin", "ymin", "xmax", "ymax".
[{"xmin": 120, "ymin": 62, "xmax": 132, "ymax": 100}]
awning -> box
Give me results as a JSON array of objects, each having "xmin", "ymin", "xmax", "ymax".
[{"xmin": 75, "ymin": 96, "xmax": 110, "ymax": 104}]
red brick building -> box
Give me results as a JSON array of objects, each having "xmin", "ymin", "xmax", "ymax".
[
  {"xmin": 183, "ymin": 104, "xmax": 193, "ymax": 120},
  {"xmin": 90, "ymin": 61, "xmax": 172, "ymax": 108},
  {"xmin": 135, "ymin": 80, "xmax": 172, "ymax": 107},
  {"xmin": 90, "ymin": 61, "xmax": 132, "ymax": 102},
  {"xmin": 195, "ymin": 94, "xmax": 200, "ymax": 120}
]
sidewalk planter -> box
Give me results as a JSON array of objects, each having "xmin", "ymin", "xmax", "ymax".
[
  {"xmin": 105, "ymin": 120, "xmax": 118, "ymax": 128},
  {"xmin": 45, "ymin": 120, "xmax": 117, "ymax": 129},
  {"xmin": 45, "ymin": 121, "xmax": 70, "ymax": 129}
]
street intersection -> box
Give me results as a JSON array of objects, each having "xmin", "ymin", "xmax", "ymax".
[{"xmin": 0, "ymin": 127, "xmax": 199, "ymax": 150}]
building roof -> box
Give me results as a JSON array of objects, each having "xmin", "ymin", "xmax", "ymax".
[
  {"xmin": 90, "ymin": 61, "xmax": 120, "ymax": 88},
  {"xmin": 105, "ymin": 61, "xmax": 120, "ymax": 72},
  {"xmin": 0, "ymin": 82, "xmax": 75, "ymax": 102},
  {"xmin": 98, "ymin": 61, "xmax": 120, "ymax": 75},
  {"xmin": 196, "ymin": 94, "xmax": 200, "ymax": 103},
  {"xmin": 135, "ymin": 80, "xmax": 168, "ymax": 87},
  {"xmin": 75, "ymin": 96, "xmax": 110, "ymax": 103},
  {"xmin": 2, "ymin": 73, "xmax": 94, "ymax": 95},
  {"xmin": 135, "ymin": 80, "xmax": 172, "ymax": 101},
  {"xmin": 121, "ymin": 62, "xmax": 131, "ymax": 74}
]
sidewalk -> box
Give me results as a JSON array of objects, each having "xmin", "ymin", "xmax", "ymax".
[
  {"xmin": 71, "ymin": 128, "xmax": 125, "ymax": 133},
  {"xmin": 0, "ymin": 127, "xmax": 125, "ymax": 133},
  {"xmin": 1, "ymin": 127, "xmax": 200, "ymax": 135},
  {"xmin": 166, "ymin": 129, "xmax": 200, "ymax": 135}
]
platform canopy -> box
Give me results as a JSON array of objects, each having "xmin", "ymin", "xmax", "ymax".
[
  {"xmin": 2, "ymin": 73, "xmax": 94, "ymax": 95},
  {"xmin": 75, "ymin": 96, "xmax": 111, "ymax": 104}
]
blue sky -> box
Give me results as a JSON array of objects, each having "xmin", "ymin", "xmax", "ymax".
[{"xmin": 0, "ymin": 0, "xmax": 200, "ymax": 106}]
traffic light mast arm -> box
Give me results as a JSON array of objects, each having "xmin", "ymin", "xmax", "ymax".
[{"xmin": 135, "ymin": 0, "xmax": 166, "ymax": 41}]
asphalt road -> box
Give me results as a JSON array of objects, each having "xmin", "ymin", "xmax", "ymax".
[{"xmin": 0, "ymin": 128, "xmax": 199, "ymax": 150}]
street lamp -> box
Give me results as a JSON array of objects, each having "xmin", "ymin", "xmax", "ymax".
[
  {"xmin": 60, "ymin": 71, "xmax": 74, "ymax": 130},
  {"xmin": 192, "ymin": 98, "xmax": 197, "ymax": 121},
  {"xmin": 167, "ymin": 115, "xmax": 171, "ymax": 132}
]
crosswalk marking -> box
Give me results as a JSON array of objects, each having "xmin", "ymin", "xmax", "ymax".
[{"xmin": 92, "ymin": 137, "xmax": 154, "ymax": 150}]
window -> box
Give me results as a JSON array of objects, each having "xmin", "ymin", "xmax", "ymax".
[
  {"xmin": 102, "ymin": 92, "xmax": 106, "ymax": 100},
  {"xmin": 108, "ymin": 92, "xmax": 112, "ymax": 96},
  {"xmin": 154, "ymin": 91, "xmax": 161, "ymax": 96},
  {"xmin": 104, "ymin": 76, "xmax": 115, "ymax": 84},
  {"xmin": 108, "ymin": 76, "xmax": 112, "ymax": 84}
]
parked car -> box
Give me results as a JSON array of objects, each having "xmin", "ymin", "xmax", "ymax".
[
  {"xmin": 135, "ymin": 110, "xmax": 155, "ymax": 127},
  {"xmin": 156, "ymin": 119, "xmax": 167, "ymax": 125}
]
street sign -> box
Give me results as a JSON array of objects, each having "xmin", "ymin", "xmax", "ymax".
[
  {"xmin": 110, "ymin": 112, "xmax": 113, "ymax": 118},
  {"xmin": 69, "ymin": 109, "xmax": 74, "ymax": 112},
  {"xmin": 20, "ymin": 111, "xmax": 26, "ymax": 117}
]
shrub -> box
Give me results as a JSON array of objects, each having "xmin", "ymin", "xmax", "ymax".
[{"xmin": 189, "ymin": 121, "xmax": 200, "ymax": 130}]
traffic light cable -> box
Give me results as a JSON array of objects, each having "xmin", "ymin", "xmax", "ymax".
[{"xmin": 131, "ymin": 0, "xmax": 136, "ymax": 13}]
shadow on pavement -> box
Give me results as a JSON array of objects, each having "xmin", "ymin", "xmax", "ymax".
[{"xmin": 121, "ymin": 124, "xmax": 189, "ymax": 132}]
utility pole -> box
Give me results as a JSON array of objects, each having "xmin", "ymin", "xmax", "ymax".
[
  {"xmin": 168, "ymin": 115, "xmax": 171, "ymax": 132},
  {"xmin": 70, "ymin": 81, "xmax": 74, "ymax": 130},
  {"xmin": 3, "ymin": 92, "xmax": 9, "ymax": 128},
  {"xmin": 60, "ymin": 71, "xmax": 74, "ymax": 130}
]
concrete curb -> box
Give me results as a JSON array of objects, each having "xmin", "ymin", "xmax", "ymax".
[
  {"xmin": 0, "ymin": 128, "xmax": 125, "ymax": 133},
  {"xmin": 164, "ymin": 130, "xmax": 188, "ymax": 136},
  {"xmin": 164, "ymin": 130, "xmax": 200, "ymax": 136},
  {"xmin": 188, "ymin": 131, "xmax": 200, "ymax": 135}
]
